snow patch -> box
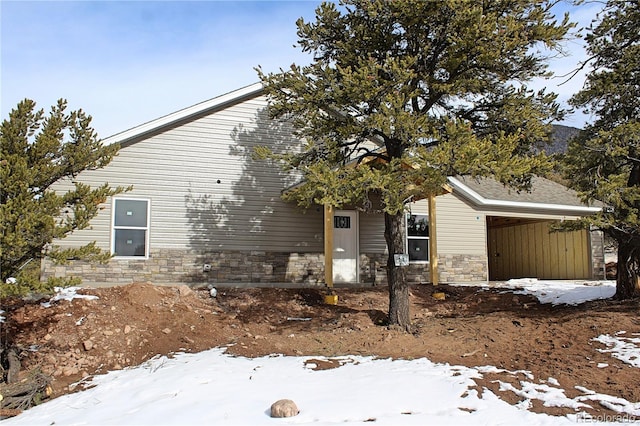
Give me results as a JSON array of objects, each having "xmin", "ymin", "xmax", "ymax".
[
  {"xmin": 40, "ymin": 286, "xmax": 98, "ymax": 308},
  {"xmin": 499, "ymin": 278, "xmax": 616, "ymax": 305},
  {"xmin": 593, "ymin": 334, "xmax": 640, "ymax": 368}
]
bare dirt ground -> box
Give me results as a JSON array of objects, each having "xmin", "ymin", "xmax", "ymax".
[{"xmin": 2, "ymin": 281, "xmax": 639, "ymax": 418}]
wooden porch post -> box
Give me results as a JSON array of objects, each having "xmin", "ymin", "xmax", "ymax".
[
  {"xmin": 324, "ymin": 204, "xmax": 334, "ymax": 288},
  {"xmin": 428, "ymin": 194, "xmax": 439, "ymax": 285}
]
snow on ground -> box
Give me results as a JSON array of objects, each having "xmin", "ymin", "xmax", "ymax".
[
  {"xmin": 4, "ymin": 279, "xmax": 639, "ymax": 426},
  {"xmin": 594, "ymin": 332, "xmax": 640, "ymax": 368},
  {"xmin": 39, "ymin": 286, "xmax": 99, "ymax": 308},
  {"xmin": 496, "ymin": 278, "xmax": 616, "ymax": 305}
]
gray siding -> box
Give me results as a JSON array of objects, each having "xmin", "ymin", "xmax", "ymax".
[
  {"xmin": 359, "ymin": 212, "xmax": 386, "ymax": 254},
  {"xmin": 434, "ymin": 194, "xmax": 487, "ymax": 255},
  {"xmin": 55, "ymin": 96, "xmax": 324, "ymax": 254}
]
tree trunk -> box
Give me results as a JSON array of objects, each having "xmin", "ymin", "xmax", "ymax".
[
  {"xmin": 615, "ymin": 239, "xmax": 640, "ymax": 299},
  {"xmin": 384, "ymin": 211, "xmax": 410, "ymax": 329},
  {"xmin": 5, "ymin": 347, "xmax": 20, "ymax": 384}
]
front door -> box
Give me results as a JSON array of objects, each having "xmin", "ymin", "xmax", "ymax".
[{"xmin": 332, "ymin": 210, "xmax": 358, "ymax": 283}]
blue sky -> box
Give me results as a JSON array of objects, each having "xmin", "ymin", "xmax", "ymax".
[{"xmin": 2, "ymin": 1, "xmax": 601, "ymax": 138}]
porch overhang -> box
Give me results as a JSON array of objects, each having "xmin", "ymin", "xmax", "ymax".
[{"xmin": 282, "ymin": 154, "xmax": 452, "ymax": 288}]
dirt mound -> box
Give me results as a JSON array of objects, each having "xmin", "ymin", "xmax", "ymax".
[{"xmin": 2, "ymin": 282, "xmax": 639, "ymax": 418}]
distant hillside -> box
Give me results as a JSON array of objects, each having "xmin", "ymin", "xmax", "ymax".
[
  {"xmin": 546, "ymin": 124, "xmax": 581, "ymax": 155},
  {"xmin": 540, "ymin": 124, "xmax": 583, "ymax": 186}
]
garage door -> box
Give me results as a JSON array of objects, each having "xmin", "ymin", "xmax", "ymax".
[{"xmin": 487, "ymin": 217, "xmax": 591, "ymax": 280}]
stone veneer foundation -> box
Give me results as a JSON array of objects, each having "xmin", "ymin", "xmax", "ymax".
[
  {"xmin": 437, "ymin": 254, "xmax": 488, "ymax": 283},
  {"xmin": 41, "ymin": 249, "xmax": 494, "ymax": 287},
  {"xmin": 42, "ymin": 232, "xmax": 606, "ymax": 286},
  {"xmin": 42, "ymin": 250, "xmax": 326, "ymax": 286},
  {"xmin": 589, "ymin": 230, "xmax": 606, "ymax": 280}
]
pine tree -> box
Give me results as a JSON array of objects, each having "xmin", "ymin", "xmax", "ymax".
[
  {"xmin": 0, "ymin": 99, "xmax": 129, "ymax": 295},
  {"xmin": 257, "ymin": 0, "xmax": 572, "ymax": 328},
  {"xmin": 565, "ymin": 0, "xmax": 640, "ymax": 299}
]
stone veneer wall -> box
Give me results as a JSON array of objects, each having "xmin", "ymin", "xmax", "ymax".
[
  {"xmin": 42, "ymin": 249, "xmax": 488, "ymax": 286},
  {"xmin": 358, "ymin": 253, "xmax": 387, "ymax": 286},
  {"xmin": 590, "ymin": 230, "xmax": 606, "ymax": 280},
  {"xmin": 437, "ymin": 254, "xmax": 488, "ymax": 283},
  {"xmin": 359, "ymin": 253, "xmax": 487, "ymax": 284},
  {"xmin": 358, "ymin": 253, "xmax": 431, "ymax": 285},
  {"xmin": 41, "ymin": 249, "xmax": 327, "ymax": 286}
]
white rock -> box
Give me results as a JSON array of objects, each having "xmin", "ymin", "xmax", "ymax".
[{"xmin": 270, "ymin": 399, "xmax": 299, "ymax": 418}]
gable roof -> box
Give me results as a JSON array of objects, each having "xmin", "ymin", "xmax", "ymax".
[
  {"xmin": 100, "ymin": 83, "xmax": 600, "ymax": 216},
  {"xmin": 448, "ymin": 175, "xmax": 601, "ymax": 214},
  {"xmin": 102, "ymin": 83, "xmax": 264, "ymax": 147}
]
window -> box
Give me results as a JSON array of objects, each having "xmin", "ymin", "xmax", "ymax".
[
  {"xmin": 112, "ymin": 198, "xmax": 149, "ymax": 257},
  {"xmin": 334, "ymin": 215, "xmax": 351, "ymax": 229},
  {"xmin": 407, "ymin": 214, "xmax": 429, "ymax": 262}
]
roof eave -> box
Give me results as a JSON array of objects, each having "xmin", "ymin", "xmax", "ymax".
[
  {"xmin": 102, "ymin": 82, "xmax": 264, "ymax": 146},
  {"xmin": 447, "ymin": 176, "xmax": 602, "ymax": 215}
]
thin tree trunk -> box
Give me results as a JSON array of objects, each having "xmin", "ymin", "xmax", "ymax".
[
  {"xmin": 5, "ymin": 347, "xmax": 20, "ymax": 384},
  {"xmin": 615, "ymin": 239, "xmax": 640, "ymax": 299},
  {"xmin": 384, "ymin": 211, "xmax": 410, "ymax": 329}
]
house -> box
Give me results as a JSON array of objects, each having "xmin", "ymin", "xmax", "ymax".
[{"xmin": 42, "ymin": 83, "xmax": 605, "ymax": 287}]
